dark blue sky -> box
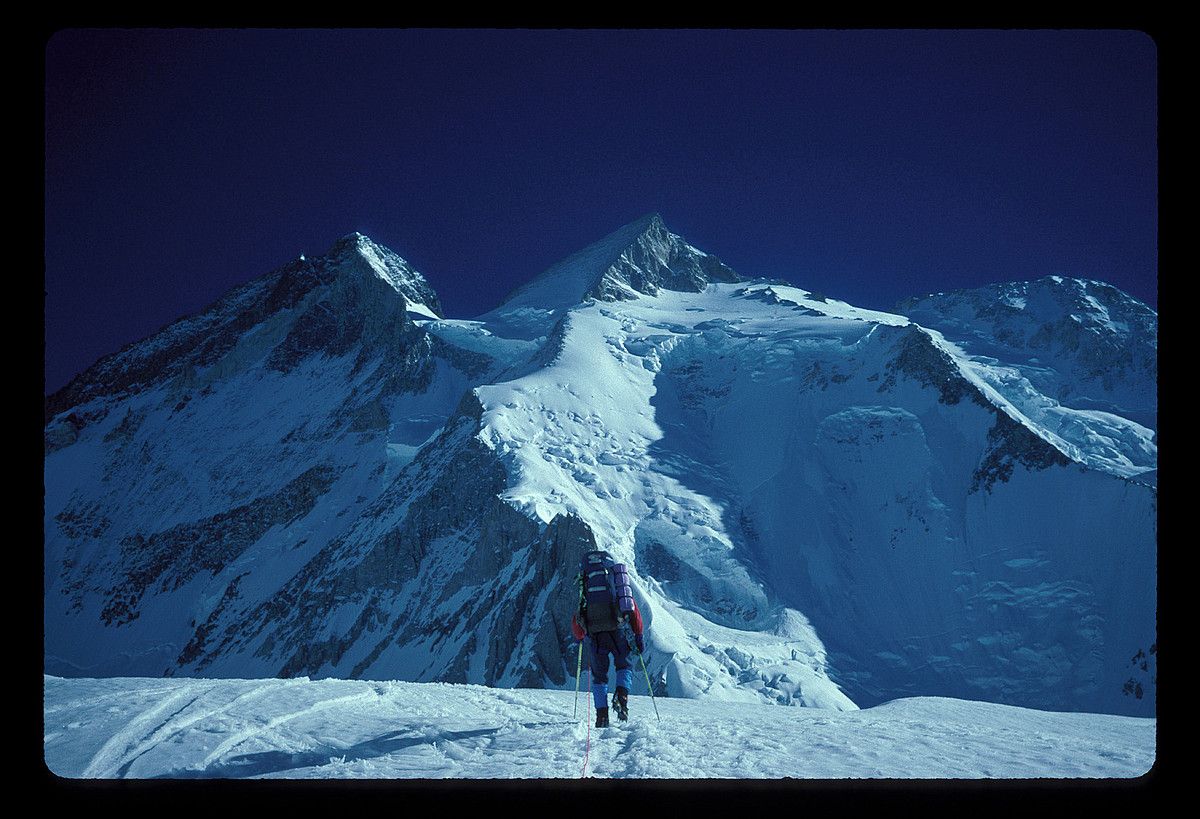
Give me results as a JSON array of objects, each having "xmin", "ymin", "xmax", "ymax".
[{"xmin": 44, "ymin": 29, "xmax": 1157, "ymax": 395}]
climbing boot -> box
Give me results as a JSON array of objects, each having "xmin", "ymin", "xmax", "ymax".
[{"xmin": 613, "ymin": 686, "xmax": 629, "ymax": 721}]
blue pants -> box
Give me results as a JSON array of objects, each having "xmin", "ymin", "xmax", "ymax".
[{"xmin": 590, "ymin": 630, "xmax": 633, "ymax": 710}]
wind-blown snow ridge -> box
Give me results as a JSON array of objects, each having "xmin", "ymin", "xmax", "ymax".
[{"xmin": 44, "ymin": 675, "xmax": 1156, "ymax": 779}]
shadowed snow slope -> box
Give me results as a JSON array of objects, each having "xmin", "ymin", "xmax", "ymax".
[{"xmin": 45, "ymin": 217, "xmax": 1157, "ymax": 720}]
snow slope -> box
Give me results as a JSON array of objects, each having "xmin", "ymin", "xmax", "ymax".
[
  {"xmin": 44, "ymin": 234, "xmax": 492, "ymax": 678},
  {"xmin": 43, "ymin": 675, "xmax": 1155, "ymax": 779},
  {"xmin": 467, "ymin": 278, "xmax": 1156, "ymax": 716}
]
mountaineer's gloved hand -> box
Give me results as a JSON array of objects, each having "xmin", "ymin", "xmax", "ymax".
[{"xmin": 635, "ymin": 634, "xmax": 645, "ymax": 654}]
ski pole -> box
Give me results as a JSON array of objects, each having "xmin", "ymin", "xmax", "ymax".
[
  {"xmin": 634, "ymin": 645, "xmax": 660, "ymax": 723},
  {"xmin": 573, "ymin": 639, "xmax": 583, "ymax": 719},
  {"xmin": 573, "ymin": 575, "xmax": 585, "ymax": 719},
  {"xmin": 580, "ymin": 668, "xmax": 592, "ymax": 778},
  {"xmin": 622, "ymin": 621, "xmax": 661, "ymax": 723}
]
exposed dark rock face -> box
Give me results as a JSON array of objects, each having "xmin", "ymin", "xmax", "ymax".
[
  {"xmin": 180, "ymin": 391, "xmax": 599, "ymax": 688},
  {"xmin": 878, "ymin": 324, "xmax": 985, "ymax": 407},
  {"xmin": 326, "ymin": 233, "xmax": 444, "ymax": 319},
  {"xmin": 496, "ymin": 214, "xmax": 741, "ymax": 318},
  {"xmin": 100, "ymin": 464, "xmax": 338, "ymax": 627},
  {"xmin": 588, "ymin": 214, "xmax": 741, "ymax": 301},
  {"xmin": 971, "ymin": 411, "xmax": 1074, "ymax": 492},
  {"xmin": 45, "ymin": 408, "xmax": 110, "ymax": 454},
  {"xmin": 733, "ymin": 285, "xmax": 826, "ymax": 314},
  {"xmin": 176, "ymin": 571, "xmax": 250, "ymax": 667},
  {"xmin": 266, "ymin": 299, "xmax": 343, "ymax": 373},
  {"xmin": 875, "ymin": 324, "xmax": 1074, "ymax": 492},
  {"xmin": 54, "ymin": 500, "xmax": 113, "ymax": 542}
]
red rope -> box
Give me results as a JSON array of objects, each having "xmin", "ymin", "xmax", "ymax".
[{"xmin": 580, "ymin": 667, "xmax": 592, "ymax": 778}]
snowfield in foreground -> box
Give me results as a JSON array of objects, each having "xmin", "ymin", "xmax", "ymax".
[{"xmin": 44, "ymin": 675, "xmax": 1154, "ymax": 779}]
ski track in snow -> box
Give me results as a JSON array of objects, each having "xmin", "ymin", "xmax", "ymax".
[
  {"xmin": 80, "ymin": 686, "xmax": 205, "ymax": 778},
  {"xmin": 194, "ymin": 683, "xmax": 373, "ymax": 769},
  {"xmin": 46, "ymin": 676, "xmax": 1154, "ymax": 780},
  {"xmin": 80, "ymin": 678, "xmax": 312, "ymax": 778}
]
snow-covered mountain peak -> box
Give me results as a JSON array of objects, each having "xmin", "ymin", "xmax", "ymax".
[
  {"xmin": 486, "ymin": 215, "xmax": 741, "ymax": 329},
  {"xmin": 45, "ymin": 231, "xmax": 445, "ymax": 435},
  {"xmin": 899, "ymin": 275, "xmax": 1155, "ymax": 332},
  {"xmin": 324, "ymin": 232, "xmax": 443, "ymax": 319},
  {"xmin": 895, "ymin": 275, "xmax": 1157, "ymax": 433}
]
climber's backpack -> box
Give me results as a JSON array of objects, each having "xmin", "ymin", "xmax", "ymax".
[{"xmin": 579, "ymin": 550, "xmax": 634, "ymax": 635}]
